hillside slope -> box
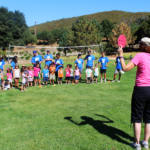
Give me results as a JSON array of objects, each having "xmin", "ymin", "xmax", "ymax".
[{"xmin": 29, "ymin": 10, "xmax": 150, "ymax": 32}]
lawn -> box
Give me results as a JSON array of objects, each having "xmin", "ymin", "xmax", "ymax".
[{"xmin": 0, "ymin": 60, "xmax": 146, "ymax": 150}]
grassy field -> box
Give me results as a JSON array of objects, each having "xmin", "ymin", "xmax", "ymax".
[{"xmin": 0, "ymin": 60, "xmax": 146, "ymax": 150}]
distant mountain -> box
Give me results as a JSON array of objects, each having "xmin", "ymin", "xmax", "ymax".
[{"xmin": 29, "ymin": 10, "xmax": 150, "ymax": 33}]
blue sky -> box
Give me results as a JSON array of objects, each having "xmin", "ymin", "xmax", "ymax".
[{"xmin": 1, "ymin": 0, "xmax": 150, "ymax": 27}]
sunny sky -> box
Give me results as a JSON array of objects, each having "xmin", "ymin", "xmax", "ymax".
[{"xmin": 1, "ymin": 0, "xmax": 150, "ymax": 27}]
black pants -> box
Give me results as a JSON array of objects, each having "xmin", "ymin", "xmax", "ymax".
[{"xmin": 131, "ymin": 86, "xmax": 150, "ymax": 123}]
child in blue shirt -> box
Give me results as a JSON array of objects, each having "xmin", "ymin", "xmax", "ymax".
[
  {"xmin": 98, "ymin": 52, "xmax": 109, "ymax": 83},
  {"xmin": 42, "ymin": 65, "xmax": 49, "ymax": 86},
  {"xmin": 112, "ymin": 56, "xmax": 124, "ymax": 82}
]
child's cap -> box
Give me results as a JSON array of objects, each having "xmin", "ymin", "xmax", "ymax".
[
  {"xmin": 7, "ymin": 68, "xmax": 10, "ymax": 70},
  {"xmin": 15, "ymin": 63, "xmax": 19, "ymax": 67}
]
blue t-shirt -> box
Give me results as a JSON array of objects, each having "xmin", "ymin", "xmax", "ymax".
[
  {"xmin": 42, "ymin": 69, "xmax": 49, "ymax": 77},
  {"xmin": 55, "ymin": 59, "xmax": 64, "ymax": 72},
  {"xmin": 11, "ymin": 61, "xmax": 16, "ymax": 70},
  {"xmin": 44, "ymin": 54, "xmax": 53, "ymax": 66},
  {"xmin": 0, "ymin": 59, "xmax": 5, "ymax": 70},
  {"xmin": 31, "ymin": 55, "xmax": 43, "ymax": 67},
  {"xmin": 98, "ymin": 57, "xmax": 109, "ymax": 69},
  {"xmin": 75, "ymin": 59, "xmax": 84, "ymax": 69},
  {"xmin": 84, "ymin": 55, "xmax": 95, "ymax": 67},
  {"xmin": 116, "ymin": 57, "xmax": 122, "ymax": 70}
]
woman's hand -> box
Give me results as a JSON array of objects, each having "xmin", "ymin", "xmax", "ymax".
[
  {"xmin": 118, "ymin": 45, "xmax": 123, "ymax": 57},
  {"xmin": 113, "ymin": 63, "xmax": 115, "ymax": 65}
]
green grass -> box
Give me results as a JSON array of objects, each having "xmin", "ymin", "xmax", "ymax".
[{"xmin": 1, "ymin": 60, "xmax": 146, "ymax": 150}]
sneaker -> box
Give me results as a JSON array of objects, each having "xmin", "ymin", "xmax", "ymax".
[
  {"xmin": 140, "ymin": 140, "xmax": 149, "ymax": 149},
  {"xmin": 21, "ymin": 90, "xmax": 24, "ymax": 92},
  {"xmin": 112, "ymin": 80, "xmax": 115, "ymax": 82},
  {"xmin": 130, "ymin": 142, "xmax": 141, "ymax": 150},
  {"xmin": 91, "ymin": 81, "xmax": 93, "ymax": 83},
  {"xmin": 104, "ymin": 79, "xmax": 106, "ymax": 83},
  {"xmin": 100, "ymin": 79, "xmax": 103, "ymax": 83},
  {"xmin": 118, "ymin": 80, "xmax": 120, "ymax": 82},
  {"xmin": 96, "ymin": 82, "xmax": 97, "ymax": 83}
]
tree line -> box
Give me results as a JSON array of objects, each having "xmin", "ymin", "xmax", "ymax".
[{"xmin": 0, "ymin": 6, "xmax": 150, "ymax": 55}]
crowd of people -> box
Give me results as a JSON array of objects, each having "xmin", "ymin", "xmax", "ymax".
[{"xmin": 0, "ymin": 49, "xmax": 124, "ymax": 91}]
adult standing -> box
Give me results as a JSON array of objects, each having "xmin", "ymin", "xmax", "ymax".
[
  {"xmin": 31, "ymin": 51, "xmax": 43, "ymax": 68},
  {"xmin": 0, "ymin": 57, "xmax": 5, "ymax": 74},
  {"xmin": 118, "ymin": 37, "xmax": 150, "ymax": 150},
  {"xmin": 84, "ymin": 50, "xmax": 95, "ymax": 69},
  {"xmin": 75, "ymin": 54, "xmax": 84, "ymax": 82},
  {"xmin": 84, "ymin": 50, "xmax": 95, "ymax": 82},
  {"xmin": 11, "ymin": 56, "xmax": 18, "ymax": 72},
  {"xmin": 44, "ymin": 50, "xmax": 53, "ymax": 68},
  {"xmin": 55, "ymin": 53, "xmax": 64, "ymax": 83}
]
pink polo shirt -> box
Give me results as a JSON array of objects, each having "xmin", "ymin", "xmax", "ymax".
[{"xmin": 131, "ymin": 52, "xmax": 150, "ymax": 87}]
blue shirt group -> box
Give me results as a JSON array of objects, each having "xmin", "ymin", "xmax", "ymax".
[
  {"xmin": 116, "ymin": 57, "xmax": 122, "ymax": 70},
  {"xmin": 98, "ymin": 57, "xmax": 109, "ymax": 70},
  {"xmin": 44, "ymin": 54, "xmax": 53, "ymax": 66},
  {"xmin": 75, "ymin": 59, "xmax": 84, "ymax": 69},
  {"xmin": 0, "ymin": 59, "xmax": 5, "ymax": 70},
  {"xmin": 42, "ymin": 69, "xmax": 49, "ymax": 78},
  {"xmin": 55, "ymin": 59, "xmax": 64, "ymax": 72},
  {"xmin": 31, "ymin": 55, "xmax": 43, "ymax": 67},
  {"xmin": 84, "ymin": 55, "xmax": 95, "ymax": 67}
]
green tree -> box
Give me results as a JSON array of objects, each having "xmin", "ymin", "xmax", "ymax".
[
  {"xmin": 134, "ymin": 16, "xmax": 150, "ymax": 42},
  {"xmin": 0, "ymin": 7, "xmax": 28, "ymax": 49},
  {"xmin": 100, "ymin": 19, "xmax": 115, "ymax": 41},
  {"xmin": 72, "ymin": 17, "xmax": 102, "ymax": 53},
  {"xmin": 47, "ymin": 32, "xmax": 55, "ymax": 44},
  {"xmin": 58, "ymin": 31, "xmax": 73, "ymax": 56}
]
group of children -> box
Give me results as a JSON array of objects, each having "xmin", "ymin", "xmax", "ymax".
[{"xmin": 0, "ymin": 53, "xmax": 124, "ymax": 91}]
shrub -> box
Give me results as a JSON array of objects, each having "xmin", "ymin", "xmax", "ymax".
[
  {"xmin": 42, "ymin": 53, "xmax": 45, "ymax": 55},
  {"xmin": 24, "ymin": 54, "xmax": 27, "ymax": 56},
  {"xmin": 40, "ymin": 48, "xmax": 46, "ymax": 52},
  {"xmin": 20, "ymin": 56, "xmax": 24, "ymax": 59},
  {"xmin": 25, "ymin": 56, "xmax": 30, "ymax": 60},
  {"xmin": 53, "ymin": 52, "xmax": 56, "ymax": 55},
  {"xmin": 53, "ymin": 56, "xmax": 56, "ymax": 59}
]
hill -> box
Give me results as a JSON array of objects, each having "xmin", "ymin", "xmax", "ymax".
[{"xmin": 29, "ymin": 10, "xmax": 150, "ymax": 33}]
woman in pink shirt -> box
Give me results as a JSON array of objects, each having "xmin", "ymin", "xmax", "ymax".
[
  {"xmin": 118, "ymin": 37, "xmax": 150, "ymax": 150},
  {"xmin": 65, "ymin": 64, "xmax": 70, "ymax": 84},
  {"xmin": 34, "ymin": 64, "xmax": 41, "ymax": 87}
]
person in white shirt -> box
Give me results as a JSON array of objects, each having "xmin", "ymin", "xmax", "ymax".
[
  {"xmin": 13, "ymin": 64, "xmax": 21, "ymax": 89},
  {"xmin": 85, "ymin": 66, "xmax": 92, "ymax": 84},
  {"xmin": 93, "ymin": 63, "xmax": 99, "ymax": 83}
]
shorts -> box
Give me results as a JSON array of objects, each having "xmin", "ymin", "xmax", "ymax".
[
  {"xmin": 115, "ymin": 69, "xmax": 122, "ymax": 74},
  {"xmin": 43, "ymin": 77, "xmax": 48, "ymax": 82},
  {"xmin": 94, "ymin": 76, "xmax": 98, "ymax": 78},
  {"xmin": 34, "ymin": 76, "xmax": 39, "ymax": 80},
  {"xmin": 100, "ymin": 69, "xmax": 106, "ymax": 74},
  {"xmin": 87, "ymin": 77, "xmax": 91, "ymax": 81},
  {"xmin": 70, "ymin": 76, "xmax": 74, "ymax": 81},
  {"xmin": 50, "ymin": 74, "xmax": 55, "ymax": 80},
  {"xmin": 66, "ymin": 77, "xmax": 70, "ymax": 80},
  {"xmin": 58, "ymin": 77, "xmax": 62, "ymax": 81},
  {"xmin": 22, "ymin": 79, "xmax": 28, "ymax": 85},
  {"xmin": 131, "ymin": 86, "xmax": 150, "ymax": 123},
  {"xmin": 0, "ymin": 80, "xmax": 1, "ymax": 84},
  {"xmin": 8, "ymin": 79, "xmax": 12, "ymax": 83},
  {"xmin": 79, "ymin": 69, "xmax": 83, "ymax": 74},
  {"xmin": 75, "ymin": 76, "xmax": 79, "ymax": 80}
]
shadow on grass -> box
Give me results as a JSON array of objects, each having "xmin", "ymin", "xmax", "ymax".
[{"xmin": 64, "ymin": 114, "xmax": 133, "ymax": 145}]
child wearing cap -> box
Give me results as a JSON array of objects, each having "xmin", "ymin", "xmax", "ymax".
[
  {"xmin": 13, "ymin": 64, "xmax": 21, "ymax": 89},
  {"xmin": 49, "ymin": 62, "xmax": 56, "ymax": 85},
  {"xmin": 58, "ymin": 66, "xmax": 63, "ymax": 85}
]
